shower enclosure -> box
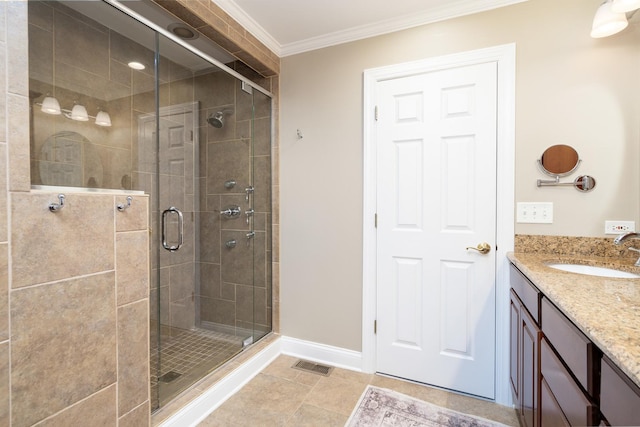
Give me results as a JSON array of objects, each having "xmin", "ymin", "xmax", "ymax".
[{"xmin": 27, "ymin": 0, "xmax": 272, "ymax": 412}]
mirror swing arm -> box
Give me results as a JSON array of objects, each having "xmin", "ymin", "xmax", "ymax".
[{"xmin": 536, "ymin": 174, "xmax": 596, "ymax": 192}]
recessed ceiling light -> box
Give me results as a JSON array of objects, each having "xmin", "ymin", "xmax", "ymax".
[
  {"xmin": 128, "ymin": 61, "xmax": 146, "ymax": 70},
  {"xmin": 168, "ymin": 22, "xmax": 199, "ymax": 40}
]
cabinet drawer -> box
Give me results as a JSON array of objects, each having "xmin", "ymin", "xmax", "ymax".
[
  {"xmin": 510, "ymin": 264, "xmax": 540, "ymax": 323},
  {"xmin": 540, "ymin": 377, "xmax": 570, "ymax": 427},
  {"xmin": 541, "ymin": 297, "xmax": 597, "ymax": 395},
  {"xmin": 541, "ymin": 338, "xmax": 596, "ymax": 426},
  {"xmin": 601, "ymin": 356, "xmax": 640, "ymax": 426}
]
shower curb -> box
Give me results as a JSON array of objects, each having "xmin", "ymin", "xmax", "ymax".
[{"xmin": 157, "ymin": 337, "xmax": 282, "ymax": 426}]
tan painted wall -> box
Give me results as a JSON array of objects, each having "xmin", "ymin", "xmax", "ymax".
[{"xmin": 280, "ymin": 0, "xmax": 640, "ymax": 350}]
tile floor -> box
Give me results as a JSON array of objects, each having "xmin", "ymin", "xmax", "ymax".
[
  {"xmin": 197, "ymin": 354, "xmax": 519, "ymax": 426},
  {"xmin": 151, "ymin": 328, "xmax": 244, "ymax": 410}
]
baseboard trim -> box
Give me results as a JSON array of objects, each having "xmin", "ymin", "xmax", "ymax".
[
  {"xmin": 280, "ymin": 336, "xmax": 363, "ymax": 372},
  {"xmin": 158, "ymin": 337, "xmax": 282, "ymax": 427}
]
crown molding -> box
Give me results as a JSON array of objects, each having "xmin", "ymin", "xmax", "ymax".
[
  {"xmin": 213, "ymin": 0, "xmax": 527, "ymax": 58},
  {"xmin": 212, "ymin": 0, "xmax": 283, "ymax": 56}
]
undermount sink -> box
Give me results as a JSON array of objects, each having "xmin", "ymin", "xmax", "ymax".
[{"xmin": 546, "ymin": 263, "xmax": 640, "ymax": 279}]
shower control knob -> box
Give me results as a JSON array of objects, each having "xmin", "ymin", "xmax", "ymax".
[
  {"xmin": 245, "ymin": 208, "xmax": 254, "ymax": 224},
  {"xmin": 220, "ymin": 206, "xmax": 241, "ymax": 218}
]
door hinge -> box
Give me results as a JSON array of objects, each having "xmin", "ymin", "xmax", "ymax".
[
  {"xmin": 374, "ymin": 213, "xmax": 378, "ymax": 228},
  {"xmin": 374, "ymin": 320, "xmax": 377, "ymax": 334},
  {"xmin": 374, "ymin": 105, "xmax": 379, "ymax": 121}
]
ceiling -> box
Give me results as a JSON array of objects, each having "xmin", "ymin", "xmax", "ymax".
[{"xmin": 213, "ymin": 0, "xmax": 528, "ymax": 57}]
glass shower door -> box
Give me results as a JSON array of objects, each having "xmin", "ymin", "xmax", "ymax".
[{"xmin": 150, "ymin": 31, "xmax": 265, "ymax": 411}]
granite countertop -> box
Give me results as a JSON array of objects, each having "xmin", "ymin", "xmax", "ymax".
[{"xmin": 507, "ymin": 252, "xmax": 640, "ymax": 389}]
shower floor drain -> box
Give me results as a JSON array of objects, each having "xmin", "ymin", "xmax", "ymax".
[
  {"xmin": 159, "ymin": 371, "xmax": 182, "ymax": 383},
  {"xmin": 292, "ymin": 359, "xmax": 334, "ymax": 376}
]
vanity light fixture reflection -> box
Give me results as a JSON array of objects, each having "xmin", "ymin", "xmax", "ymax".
[
  {"xmin": 95, "ymin": 111, "xmax": 112, "ymax": 127},
  {"xmin": 70, "ymin": 104, "xmax": 89, "ymax": 121},
  {"xmin": 37, "ymin": 96, "xmax": 112, "ymax": 127},
  {"xmin": 40, "ymin": 96, "xmax": 61, "ymax": 115},
  {"xmin": 591, "ymin": 0, "xmax": 640, "ymax": 38}
]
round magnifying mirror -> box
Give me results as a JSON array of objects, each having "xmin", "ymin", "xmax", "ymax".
[
  {"xmin": 574, "ymin": 175, "xmax": 596, "ymax": 192},
  {"xmin": 538, "ymin": 144, "xmax": 581, "ymax": 177}
]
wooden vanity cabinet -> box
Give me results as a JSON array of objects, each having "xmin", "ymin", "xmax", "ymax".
[
  {"xmin": 510, "ymin": 265, "xmax": 542, "ymax": 427},
  {"xmin": 540, "ymin": 298, "xmax": 599, "ymax": 426},
  {"xmin": 600, "ymin": 355, "xmax": 640, "ymax": 426},
  {"xmin": 510, "ymin": 260, "xmax": 640, "ymax": 426}
]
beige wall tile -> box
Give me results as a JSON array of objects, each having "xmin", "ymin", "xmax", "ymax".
[
  {"xmin": 116, "ymin": 230, "xmax": 149, "ymax": 306},
  {"xmin": 0, "ymin": 145, "xmax": 6, "ymax": 243},
  {"xmin": 11, "ymin": 272, "xmax": 117, "ymax": 426},
  {"xmin": 6, "ymin": 1, "xmax": 27, "ymax": 96},
  {"xmin": 115, "ymin": 195, "xmax": 148, "ymax": 234},
  {"xmin": 37, "ymin": 385, "xmax": 117, "ymax": 427},
  {"xmin": 0, "ymin": 2, "xmax": 6, "ymax": 44},
  {"xmin": 54, "ymin": 11, "xmax": 109, "ymax": 79},
  {"xmin": 0, "ymin": 342, "xmax": 8, "ymax": 426},
  {"xmin": 0, "ymin": 48, "xmax": 6, "ymax": 145},
  {"xmin": 119, "ymin": 401, "xmax": 150, "ymax": 427},
  {"xmin": 11, "ymin": 193, "xmax": 115, "ymax": 288},
  {"xmin": 26, "ymin": 1, "xmax": 52, "ymax": 33},
  {"xmin": 118, "ymin": 300, "xmax": 149, "ymax": 416},
  {"xmin": 0, "ymin": 244, "xmax": 7, "ymax": 341},
  {"xmin": 7, "ymin": 94, "xmax": 30, "ymax": 192}
]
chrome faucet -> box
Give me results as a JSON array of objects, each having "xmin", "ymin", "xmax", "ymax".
[{"xmin": 613, "ymin": 232, "xmax": 640, "ymax": 267}]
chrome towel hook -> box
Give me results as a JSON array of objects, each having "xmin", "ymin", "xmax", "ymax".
[
  {"xmin": 117, "ymin": 196, "xmax": 133, "ymax": 212},
  {"xmin": 49, "ymin": 194, "xmax": 65, "ymax": 212}
]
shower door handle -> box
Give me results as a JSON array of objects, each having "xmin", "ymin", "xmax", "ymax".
[{"xmin": 162, "ymin": 207, "xmax": 184, "ymax": 252}]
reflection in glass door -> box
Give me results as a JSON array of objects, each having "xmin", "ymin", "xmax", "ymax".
[{"xmin": 147, "ymin": 30, "xmax": 272, "ymax": 411}]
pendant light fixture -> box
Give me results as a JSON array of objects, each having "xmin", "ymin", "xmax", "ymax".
[
  {"xmin": 611, "ymin": 0, "xmax": 640, "ymax": 13},
  {"xmin": 591, "ymin": 1, "xmax": 628, "ymax": 38},
  {"xmin": 591, "ymin": 0, "xmax": 640, "ymax": 38}
]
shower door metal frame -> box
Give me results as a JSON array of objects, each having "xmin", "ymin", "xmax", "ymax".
[{"xmin": 104, "ymin": 0, "xmax": 274, "ymax": 99}]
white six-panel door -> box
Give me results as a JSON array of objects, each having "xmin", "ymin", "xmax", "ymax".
[{"xmin": 375, "ymin": 61, "xmax": 498, "ymax": 399}]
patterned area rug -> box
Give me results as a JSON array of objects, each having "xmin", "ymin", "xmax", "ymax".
[{"xmin": 346, "ymin": 386, "xmax": 510, "ymax": 427}]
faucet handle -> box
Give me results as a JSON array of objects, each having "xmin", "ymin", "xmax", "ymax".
[{"xmin": 629, "ymin": 247, "xmax": 640, "ymax": 254}]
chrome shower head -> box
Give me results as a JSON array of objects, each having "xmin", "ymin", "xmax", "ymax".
[{"xmin": 207, "ymin": 111, "xmax": 225, "ymax": 128}]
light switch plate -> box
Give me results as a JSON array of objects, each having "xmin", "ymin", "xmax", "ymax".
[{"xmin": 517, "ymin": 202, "xmax": 553, "ymax": 224}]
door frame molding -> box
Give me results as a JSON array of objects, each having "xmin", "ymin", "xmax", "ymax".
[{"xmin": 362, "ymin": 43, "xmax": 515, "ymax": 406}]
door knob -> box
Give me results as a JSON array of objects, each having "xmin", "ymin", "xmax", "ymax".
[{"xmin": 466, "ymin": 242, "xmax": 491, "ymax": 254}]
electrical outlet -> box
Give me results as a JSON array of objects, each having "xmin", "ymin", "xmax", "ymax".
[
  {"xmin": 604, "ymin": 221, "xmax": 636, "ymax": 235},
  {"xmin": 516, "ymin": 202, "xmax": 553, "ymax": 224}
]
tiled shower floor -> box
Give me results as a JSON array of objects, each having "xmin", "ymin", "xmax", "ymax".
[{"xmin": 151, "ymin": 327, "xmax": 245, "ymax": 410}]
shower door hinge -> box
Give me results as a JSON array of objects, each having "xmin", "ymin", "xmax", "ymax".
[
  {"xmin": 374, "ymin": 213, "xmax": 377, "ymax": 228},
  {"xmin": 241, "ymin": 81, "xmax": 253, "ymax": 94},
  {"xmin": 374, "ymin": 320, "xmax": 377, "ymax": 334},
  {"xmin": 374, "ymin": 105, "xmax": 378, "ymax": 121},
  {"xmin": 190, "ymin": 130, "xmax": 193, "ymax": 142}
]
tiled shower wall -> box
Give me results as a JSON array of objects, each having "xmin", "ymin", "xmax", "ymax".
[
  {"xmin": 196, "ymin": 70, "xmax": 273, "ymax": 337},
  {"xmin": 0, "ymin": 2, "xmax": 151, "ymax": 426}
]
